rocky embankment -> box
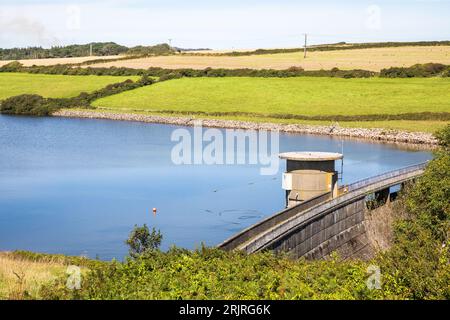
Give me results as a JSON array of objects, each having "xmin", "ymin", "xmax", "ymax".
[{"xmin": 52, "ymin": 109, "xmax": 438, "ymax": 146}]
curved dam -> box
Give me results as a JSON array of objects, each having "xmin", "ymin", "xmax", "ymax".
[{"xmin": 219, "ymin": 162, "xmax": 427, "ymax": 260}]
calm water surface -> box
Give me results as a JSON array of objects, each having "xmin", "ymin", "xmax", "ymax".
[{"xmin": 0, "ymin": 115, "xmax": 432, "ymax": 260}]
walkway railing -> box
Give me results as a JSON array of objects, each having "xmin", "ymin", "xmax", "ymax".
[
  {"xmin": 245, "ymin": 162, "xmax": 429, "ymax": 254},
  {"xmin": 346, "ymin": 162, "xmax": 428, "ymax": 192},
  {"xmin": 218, "ymin": 191, "xmax": 332, "ymax": 251}
]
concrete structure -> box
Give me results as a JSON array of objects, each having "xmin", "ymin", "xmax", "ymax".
[
  {"xmin": 280, "ymin": 152, "xmax": 343, "ymax": 207},
  {"xmin": 219, "ymin": 162, "xmax": 427, "ymax": 260}
]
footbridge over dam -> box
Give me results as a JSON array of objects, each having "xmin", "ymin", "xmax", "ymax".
[{"xmin": 219, "ymin": 162, "xmax": 428, "ymax": 260}]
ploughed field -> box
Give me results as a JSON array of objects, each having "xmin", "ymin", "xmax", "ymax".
[
  {"xmin": 91, "ymin": 77, "xmax": 450, "ymax": 133},
  {"xmin": 0, "ymin": 73, "xmax": 140, "ymax": 100},
  {"xmin": 88, "ymin": 46, "xmax": 450, "ymax": 72}
]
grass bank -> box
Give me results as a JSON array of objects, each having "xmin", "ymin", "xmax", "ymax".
[{"xmin": 0, "ymin": 251, "xmax": 103, "ymax": 300}]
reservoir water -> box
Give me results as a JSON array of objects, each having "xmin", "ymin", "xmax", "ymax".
[{"xmin": 0, "ymin": 115, "xmax": 432, "ymax": 260}]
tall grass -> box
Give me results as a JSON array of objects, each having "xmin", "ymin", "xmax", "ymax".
[{"xmin": 0, "ymin": 253, "xmax": 66, "ymax": 300}]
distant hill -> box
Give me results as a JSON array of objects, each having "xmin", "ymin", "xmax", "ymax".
[
  {"xmin": 218, "ymin": 40, "xmax": 450, "ymax": 56},
  {"xmin": 2, "ymin": 40, "xmax": 450, "ymax": 61},
  {"xmin": 175, "ymin": 47, "xmax": 212, "ymax": 52},
  {"xmin": 0, "ymin": 42, "xmax": 176, "ymax": 60},
  {"xmin": 125, "ymin": 43, "xmax": 175, "ymax": 56}
]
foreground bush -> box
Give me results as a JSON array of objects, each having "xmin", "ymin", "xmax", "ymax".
[
  {"xmin": 378, "ymin": 125, "xmax": 450, "ymax": 299},
  {"xmin": 40, "ymin": 248, "xmax": 382, "ymax": 300},
  {"xmin": 0, "ymin": 94, "xmax": 55, "ymax": 116}
]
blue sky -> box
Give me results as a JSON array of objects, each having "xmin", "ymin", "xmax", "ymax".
[{"xmin": 0, "ymin": 0, "xmax": 449, "ymax": 49}]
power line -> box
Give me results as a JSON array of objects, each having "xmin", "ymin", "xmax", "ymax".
[{"xmin": 303, "ymin": 33, "xmax": 308, "ymax": 58}]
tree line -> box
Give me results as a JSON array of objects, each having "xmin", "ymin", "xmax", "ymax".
[
  {"xmin": 3, "ymin": 40, "xmax": 449, "ymax": 61},
  {"xmin": 2, "ymin": 60, "xmax": 449, "ymax": 79},
  {"xmin": 0, "ymin": 42, "xmax": 175, "ymax": 60}
]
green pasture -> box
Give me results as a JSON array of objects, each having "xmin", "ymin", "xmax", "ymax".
[
  {"xmin": 0, "ymin": 73, "xmax": 140, "ymax": 100},
  {"xmin": 91, "ymin": 76, "xmax": 450, "ymax": 132}
]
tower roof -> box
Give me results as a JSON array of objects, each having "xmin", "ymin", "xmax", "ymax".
[{"xmin": 279, "ymin": 152, "xmax": 343, "ymax": 162}]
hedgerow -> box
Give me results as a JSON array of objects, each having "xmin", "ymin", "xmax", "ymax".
[
  {"xmin": 380, "ymin": 63, "xmax": 450, "ymax": 78},
  {"xmin": 38, "ymin": 248, "xmax": 382, "ymax": 300},
  {"xmin": 3, "ymin": 60, "xmax": 450, "ymax": 80},
  {"xmin": 0, "ymin": 61, "xmax": 376, "ymax": 78},
  {"xmin": 377, "ymin": 125, "xmax": 450, "ymax": 299}
]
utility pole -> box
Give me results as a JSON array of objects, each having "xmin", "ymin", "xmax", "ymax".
[
  {"xmin": 168, "ymin": 39, "xmax": 173, "ymax": 48},
  {"xmin": 303, "ymin": 33, "xmax": 307, "ymax": 59},
  {"xmin": 89, "ymin": 44, "xmax": 93, "ymax": 56}
]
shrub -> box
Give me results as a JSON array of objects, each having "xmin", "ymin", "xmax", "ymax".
[
  {"xmin": 0, "ymin": 61, "xmax": 24, "ymax": 72},
  {"xmin": 125, "ymin": 224, "xmax": 163, "ymax": 258},
  {"xmin": 38, "ymin": 246, "xmax": 381, "ymax": 300},
  {"xmin": 380, "ymin": 63, "xmax": 450, "ymax": 78},
  {"xmin": 287, "ymin": 66, "xmax": 305, "ymax": 72},
  {"xmin": 435, "ymin": 124, "xmax": 450, "ymax": 149},
  {"xmin": 0, "ymin": 94, "xmax": 52, "ymax": 116},
  {"xmin": 378, "ymin": 126, "xmax": 450, "ymax": 299},
  {"xmin": 331, "ymin": 67, "xmax": 340, "ymax": 73}
]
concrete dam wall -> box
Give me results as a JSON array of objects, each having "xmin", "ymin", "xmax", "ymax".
[{"xmin": 219, "ymin": 162, "xmax": 427, "ymax": 260}]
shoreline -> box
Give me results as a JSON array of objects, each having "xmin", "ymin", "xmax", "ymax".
[{"xmin": 52, "ymin": 109, "xmax": 438, "ymax": 147}]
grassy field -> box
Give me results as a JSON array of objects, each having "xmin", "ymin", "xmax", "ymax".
[
  {"xmin": 0, "ymin": 73, "xmax": 140, "ymax": 100},
  {"xmin": 89, "ymin": 46, "xmax": 450, "ymax": 71},
  {"xmin": 91, "ymin": 77, "xmax": 450, "ymax": 132}
]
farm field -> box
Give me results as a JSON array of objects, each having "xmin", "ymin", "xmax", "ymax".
[
  {"xmin": 88, "ymin": 46, "xmax": 450, "ymax": 71},
  {"xmin": 91, "ymin": 77, "xmax": 450, "ymax": 133},
  {"xmin": 0, "ymin": 55, "xmax": 120, "ymax": 67},
  {"xmin": 0, "ymin": 73, "xmax": 140, "ymax": 100}
]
